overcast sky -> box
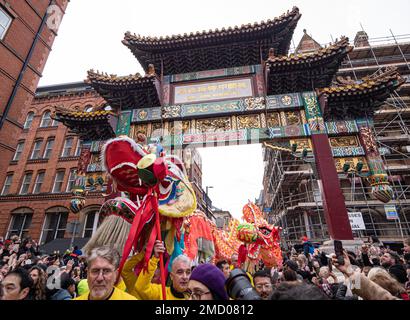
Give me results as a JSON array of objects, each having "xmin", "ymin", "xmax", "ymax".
[{"xmin": 40, "ymin": 0, "xmax": 410, "ymax": 219}]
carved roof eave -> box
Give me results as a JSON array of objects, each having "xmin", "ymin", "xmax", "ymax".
[
  {"xmin": 122, "ymin": 7, "xmax": 301, "ymax": 53},
  {"xmin": 53, "ymin": 105, "xmax": 115, "ymax": 120},
  {"xmin": 85, "ymin": 69, "xmax": 161, "ymax": 108},
  {"xmin": 86, "ymin": 70, "xmax": 159, "ymax": 90},
  {"xmin": 318, "ymin": 68, "xmax": 405, "ymax": 100},
  {"xmin": 266, "ymin": 37, "xmax": 353, "ymax": 70}
]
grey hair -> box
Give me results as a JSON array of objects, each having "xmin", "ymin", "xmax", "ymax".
[
  {"xmin": 87, "ymin": 245, "xmax": 120, "ymax": 269},
  {"xmin": 171, "ymin": 255, "xmax": 191, "ymax": 271}
]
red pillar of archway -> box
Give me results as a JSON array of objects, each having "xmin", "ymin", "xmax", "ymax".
[
  {"xmin": 311, "ymin": 134, "xmax": 353, "ymax": 240},
  {"xmin": 303, "ymin": 92, "xmax": 353, "ymax": 240}
]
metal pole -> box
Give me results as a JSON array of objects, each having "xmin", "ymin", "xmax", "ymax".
[
  {"xmin": 389, "ymin": 29, "xmax": 410, "ymax": 71},
  {"xmin": 70, "ymin": 221, "xmax": 78, "ymax": 250}
]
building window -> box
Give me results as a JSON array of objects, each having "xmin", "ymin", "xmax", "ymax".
[
  {"xmin": 83, "ymin": 210, "xmax": 100, "ymax": 238},
  {"xmin": 43, "ymin": 138, "xmax": 54, "ymax": 159},
  {"xmin": 52, "ymin": 171, "xmax": 65, "ymax": 193},
  {"xmin": 75, "ymin": 139, "xmax": 82, "ymax": 156},
  {"xmin": 6, "ymin": 209, "xmax": 33, "ymax": 239},
  {"xmin": 23, "ymin": 112, "xmax": 34, "ymax": 129},
  {"xmin": 104, "ymin": 105, "xmax": 112, "ymax": 111},
  {"xmin": 1, "ymin": 173, "xmax": 13, "ymax": 195},
  {"xmin": 40, "ymin": 208, "xmax": 68, "ymax": 244},
  {"xmin": 51, "ymin": 118, "xmax": 58, "ymax": 127},
  {"xmin": 85, "ymin": 105, "xmax": 93, "ymax": 112},
  {"xmin": 0, "ymin": 7, "xmax": 12, "ymax": 40},
  {"xmin": 19, "ymin": 172, "xmax": 33, "ymax": 195},
  {"xmin": 61, "ymin": 137, "xmax": 73, "ymax": 157},
  {"xmin": 33, "ymin": 172, "xmax": 45, "ymax": 194},
  {"xmin": 13, "ymin": 141, "xmax": 25, "ymax": 161},
  {"xmin": 30, "ymin": 140, "xmax": 43, "ymax": 160},
  {"xmin": 40, "ymin": 111, "xmax": 52, "ymax": 127},
  {"xmin": 66, "ymin": 169, "xmax": 77, "ymax": 192}
]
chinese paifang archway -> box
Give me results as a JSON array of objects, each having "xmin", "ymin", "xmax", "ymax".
[{"xmin": 52, "ymin": 6, "xmax": 404, "ymax": 295}]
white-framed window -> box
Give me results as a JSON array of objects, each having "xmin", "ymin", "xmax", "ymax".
[
  {"xmin": 33, "ymin": 171, "xmax": 45, "ymax": 194},
  {"xmin": 51, "ymin": 118, "xmax": 58, "ymax": 127},
  {"xmin": 43, "ymin": 138, "xmax": 54, "ymax": 159},
  {"xmin": 1, "ymin": 173, "xmax": 13, "ymax": 195},
  {"xmin": 0, "ymin": 7, "xmax": 12, "ymax": 40},
  {"xmin": 83, "ymin": 210, "xmax": 100, "ymax": 238},
  {"xmin": 75, "ymin": 139, "xmax": 82, "ymax": 156},
  {"xmin": 61, "ymin": 137, "xmax": 73, "ymax": 157},
  {"xmin": 6, "ymin": 209, "xmax": 33, "ymax": 239},
  {"xmin": 30, "ymin": 140, "xmax": 43, "ymax": 160},
  {"xmin": 13, "ymin": 141, "xmax": 25, "ymax": 161},
  {"xmin": 52, "ymin": 171, "xmax": 65, "ymax": 193},
  {"xmin": 40, "ymin": 111, "xmax": 52, "ymax": 127},
  {"xmin": 23, "ymin": 112, "xmax": 34, "ymax": 129},
  {"xmin": 66, "ymin": 169, "xmax": 77, "ymax": 192},
  {"xmin": 19, "ymin": 172, "xmax": 33, "ymax": 195},
  {"xmin": 40, "ymin": 208, "xmax": 68, "ymax": 244}
]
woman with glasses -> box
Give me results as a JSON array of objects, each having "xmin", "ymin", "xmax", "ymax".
[{"xmin": 187, "ymin": 263, "xmax": 229, "ymax": 300}]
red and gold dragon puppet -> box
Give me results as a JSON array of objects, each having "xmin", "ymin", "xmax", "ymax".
[
  {"xmin": 72, "ymin": 134, "xmax": 197, "ymax": 299},
  {"xmin": 236, "ymin": 201, "xmax": 283, "ymax": 271},
  {"xmin": 183, "ymin": 201, "xmax": 282, "ymax": 272}
]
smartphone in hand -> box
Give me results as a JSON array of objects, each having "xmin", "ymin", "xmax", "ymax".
[{"xmin": 334, "ymin": 240, "xmax": 345, "ymax": 265}]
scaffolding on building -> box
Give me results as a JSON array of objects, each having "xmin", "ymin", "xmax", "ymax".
[{"xmin": 263, "ymin": 30, "xmax": 410, "ymax": 246}]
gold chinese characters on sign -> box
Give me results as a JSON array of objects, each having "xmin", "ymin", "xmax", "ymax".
[{"xmin": 174, "ymin": 78, "xmax": 253, "ymax": 104}]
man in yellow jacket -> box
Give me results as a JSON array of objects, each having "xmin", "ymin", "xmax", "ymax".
[
  {"xmin": 132, "ymin": 240, "xmax": 191, "ymax": 300},
  {"xmin": 74, "ymin": 246, "xmax": 136, "ymax": 300}
]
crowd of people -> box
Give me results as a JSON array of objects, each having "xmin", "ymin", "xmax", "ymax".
[{"xmin": 1, "ymin": 234, "xmax": 409, "ymax": 300}]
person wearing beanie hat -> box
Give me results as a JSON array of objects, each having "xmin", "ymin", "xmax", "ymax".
[{"xmin": 188, "ymin": 263, "xmax": 229, "ymax": 300}]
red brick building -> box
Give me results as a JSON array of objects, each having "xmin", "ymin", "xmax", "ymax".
[
  {"xmin": 0, "ymin": 0, "xmax": 68, "ymax": 193},
  {"xmin": 0, "ymin": 82, "xmax": 106, "ymax": 247},
  {"xmin": 0, "ymin": 81, "xmax": 208, "ymax": 250}
]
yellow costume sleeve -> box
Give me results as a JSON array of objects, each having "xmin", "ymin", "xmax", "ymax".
[
  {"xmin": 134, "ymin": 256, "xmax": 163, "ymax": 300},
  {"xmin": 121, "ymin": 251, "xmax": 145, "ymax": 299}
]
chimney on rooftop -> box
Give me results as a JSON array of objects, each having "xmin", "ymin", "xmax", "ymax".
[{"xmin": 354, "ymin": 31, "xmax": 369, "ymax": 47}]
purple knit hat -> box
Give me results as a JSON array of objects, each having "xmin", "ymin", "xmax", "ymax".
[{"xmin": 190, "ymin": 263, "xmax": 229, "ymax": 300}]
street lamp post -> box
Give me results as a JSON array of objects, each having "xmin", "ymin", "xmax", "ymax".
[{"xmin": 205, "ymin": 186, "xmax": 213, "ymax": 218}]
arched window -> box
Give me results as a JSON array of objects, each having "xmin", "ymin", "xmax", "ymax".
[
  {"xmin": 104, "ymin": 105, "xmax": 112, "ymax": 111},
  {"xmin": 23, "ymin": 112, "xmax": 34, "ymax": 129},
  {"xmin": 40, "ymin": 207, "xmax": 68, "ymax": 244},
  {"xmin": 40, "ymin": 111, "xmax": 52, "ymax": 127},
  {"xmin": 85, "ymin": 105, "xmax": 93, "ymax": 113},
  {"xmin": 7, "ymin": 208, "xmax": 33, "ymax": 239},
  {"xmin": 82, "ymin": 207, "xmax": 101, "ymax": 238}
]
